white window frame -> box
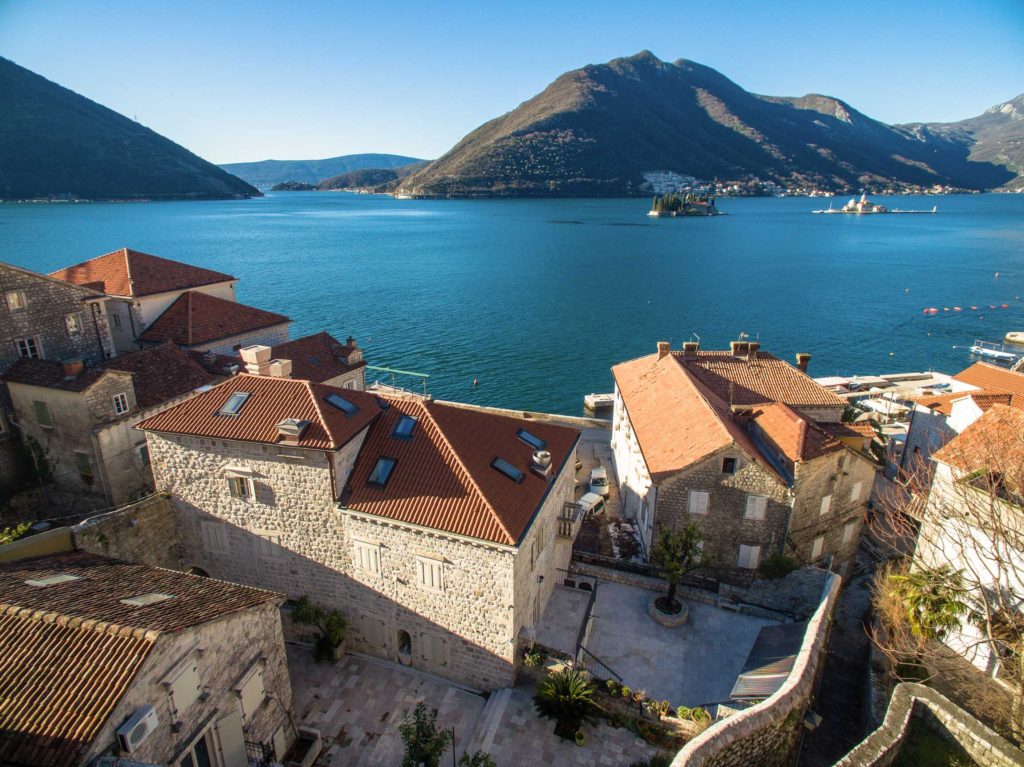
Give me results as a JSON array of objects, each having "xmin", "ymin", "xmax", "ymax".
[
  {"xmin": 353, "ymin": 540, "xmax": 382, "ymax": 574},
  {"xmin": 744, "ymin": 494, "xmax": 767, "ymax": 521},
  {"xmin": 65, "ymin": 312, "xmax": 82, "ymax": 335},
  {"xmin": 227, "ymin": 475, "xmax": 254, "ymax": 500},
  {"xmin": 688, "ymin": 490, "xmax": 710, "ymax": 516},
  {"xmin": 15, "ymin": 336, "xmax": 42, "ymax": 359},
  {"xmin": 811, "ymin": 536, "xmax": 825, "ymax": 560},
  {"xmin": 819, "ymin": 495, "xmax": 832, "ymax": 516},
  {"xmin": 842, "ymin": 520, "xmax": 858, "ymax": 545},
  {"xmin": 113, "ymin": 392, "xmax": 129, "ymax": 415},
  {"xmin": 416, "ymin": 555, "xmax": 445, "ymax": 593},
  {"xmin": 850, "ymin": 481, "xmax": 863, "ymax": 503},
  {"xmin": 737, "ymin": 544, "xmax": 760, "ymax": 569},
  {"xmin": 5, "ymin": 290, "xmax": 27, "ymax": 311}
]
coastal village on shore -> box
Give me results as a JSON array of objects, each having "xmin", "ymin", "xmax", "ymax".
[{"xmin": 1, "ymin": 246, "xmax": 1022, "ymax": 767}]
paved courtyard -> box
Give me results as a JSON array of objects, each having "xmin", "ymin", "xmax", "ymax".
[{"xmin": 584, "ymin": 582, "xmax": 778, "ymax": 707}]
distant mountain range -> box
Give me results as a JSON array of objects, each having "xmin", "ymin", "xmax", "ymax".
[
  {"xmin": 220, "ymin": 154, "xmax": 425, "ymax": 189},
  {"xmin": 0, "ymin": 57, "xmax": 258, "ymax": 201},
  {"xmin": 397, "ymin": 51, "xmax": 1022, "ymax": 197}
]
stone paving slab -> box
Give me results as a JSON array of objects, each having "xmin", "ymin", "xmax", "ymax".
[{"xmin": 533, "ymin": 585, "xmax": 591, "ymax": 657}]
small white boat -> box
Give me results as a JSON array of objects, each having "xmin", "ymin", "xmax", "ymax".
[
  {"xmin": 584, "ymin": 392, "xmax": 615, "ymax": 411},
  {"xmin": 1005, "ymin": 332, "xmax": 1024, "ymax": 346},
  {"xmin": 969, "ymin": 339, "xmax": 1021, "ymax": 362}
]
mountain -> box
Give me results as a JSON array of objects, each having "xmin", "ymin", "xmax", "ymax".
[
  {"xmin": 397, "ymin": 51, "xmax": 1015, "ymax": 197},
  {"xmin": 902, "ymin": 95, "xmax": 1024, "ymax": 191},
  {"xmin": 317, "ymin": 162, "xmax": 427, "ymax": 191},
  {"xmin": 220, "ymin": 154, "xmax": 425, "ymax": 189},
  {"xmin": 0, "ymin": 57, "xmax": 258, "ymax": 201}
]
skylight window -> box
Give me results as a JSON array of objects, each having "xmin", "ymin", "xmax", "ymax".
[
  {"xmin": 368, "ymin": 457, "xmax": 397, "ymax": 487},
  {"xmin": 393, "ymin": 415, "xmax": 418, "ymax": 439},
  {"xmin": 119, "ymin": 592, "xmax": 175, "ymax": 607},
  {"xmin": 325, "ymin": 392, "xmax": 359, "ymax": 417},
  {"xmin": 24, "ymin": 573, "xmax": 82, "ymax": 588},
  {"xmin": 516, "ymin": 428, "xmax": 547, "ymax": 451},
  {"xmin": 217, "ymin": 391, "xmax": 250, "ymax": 417},
  {"xmin": 491, "ymin": 457, "xmax": 524, "ymax": 483}
]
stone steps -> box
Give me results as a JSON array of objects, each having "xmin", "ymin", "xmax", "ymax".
[{"xmin": 466, "ymin": 686, "xmax": 513, "ymax": 755}]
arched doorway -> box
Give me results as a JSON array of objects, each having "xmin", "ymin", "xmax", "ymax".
[
  {"xmin": 186, "ymin": 566, "xmax": 210, "ymax": 577},
  {"xmin": 396, "ymin": 630, "xmax": 412, "ymax": 666}
]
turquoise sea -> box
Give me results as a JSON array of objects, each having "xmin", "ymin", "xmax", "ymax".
[{"xmin": 2, "ymin": 193, "xmax": 1023, "ymax": 414}]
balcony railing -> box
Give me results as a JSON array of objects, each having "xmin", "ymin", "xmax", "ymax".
[{"xmin": 558, "ymin": 501, "xmax": 583, "ymax": 539}]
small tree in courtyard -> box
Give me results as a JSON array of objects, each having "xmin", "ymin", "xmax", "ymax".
[
  {"xmin": 652, "ymin": 523, "xmax": 705, "ymax": 613},
  {"xmin": 533, "ymin": 667, "xmax": 598, "ymax": 739},
  {"xmin": 399, "ymin": 702, "xmax": 452, "ymax": 767}
]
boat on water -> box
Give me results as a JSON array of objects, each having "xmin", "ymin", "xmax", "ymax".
[
  {"xmin": 969, "ymin": 339, "xmax": 1021, "ymax": 363},
  {"xmin": 1005, "ymin": 331, "xmax": 1024, "ymax": 345},
  {"xmin": 583, "ymin": 392, "xmax": 615, "ymax": 411},
  {"xmin": 813, "ymin": 193, "xmax": 937, "ymax": 215}
]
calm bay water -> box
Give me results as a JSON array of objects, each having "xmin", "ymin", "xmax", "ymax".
[{"xmin": 2, "ymin": 192, "xmax": 1023, "ymax": 414}]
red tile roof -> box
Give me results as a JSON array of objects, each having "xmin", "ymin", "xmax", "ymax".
[
  {"xmin": 913, "ymin": 389, "xmax": 1014, "ymax": 416},
  {"xmin": 49, "ymin": 248, "xmax": 235, "ymax": 298},
  {"xmin": 139, "ymin": 291, "xmax": 290, "ymax": 347},
  {"xmin": 933, "ymin": 404, "xmax": 1024, "ymax": 491},
  {"xmin": 752, "ymin": 402, "xmax": 842, "ymax": 462},
  {"xmin": 952, "ymin": 362, "xmax": 1024, "ymax": 408},
  {"xmin": 345, "ymin": 400, "xmax": 580, "ymax": 545},
  {"xmin": 137, "ymin": 373, "xmax": 382, "ymax": 450},
  {"xmin": 4, "ymin": 344, "xmax": 216, "ymax": 411},
  {"xmin": 269, "ymin": 332, "xmax": 365, "ymax": 383}
]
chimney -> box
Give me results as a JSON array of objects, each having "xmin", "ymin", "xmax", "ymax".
[
  {"xmin": 530, "ymin": 450, "xmax": 553, "ymax": 477},
  {"xmin": 730, "ymin": 340, "xmax": 749, "ymax": 357},
  {"xmin": 747, "ymin": 341, "xmax": 760, "ymax": 362},
  {"xmin": 276, "ymin": 418, "xmax": 311, "ymax": 444},
  {"xmin": 240, "ymin": 345, "xmax": 273, "ymax": 375},
  {"xmin": 267, "ymin": 359, "xmax": 292, "ymax": 378},
  {"xmin": 796, "ymin": 353, "xmax": 811, "ymax": 373},
  {"xmin": 62, "ymin": 359, "xmax": 85, "ymax": 378},
  {"xmin": 682, "ymin": 341, "xmax": 700, "ymax": 358},
  {"xmin": 657, "ymin": 341, "xmax": 671, "ymax": 360}
]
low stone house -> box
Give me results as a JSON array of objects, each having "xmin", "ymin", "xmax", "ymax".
[
  {"xmin": 137, "ymin": 373, "xmax": 580, "ymax": 690},
  {"xmin": 0, "ymin": 551, "xmax": 293, "ymax": 767},
  {"xmin": 50, "ymin": 247, "xmax": 241, "ymax": 355},
  {"xmin": 267, "ymin": 331, "xmax": 367, "ymax": 389},
  {"xmin": 4, "ymin": 344, "xmax": 216, "ymax": 507},
  {"xmin": 611, "ymin": 340, "xmax": 877, "ymax": 582}
]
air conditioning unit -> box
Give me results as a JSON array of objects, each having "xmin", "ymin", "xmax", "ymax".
[{"xmin": 116, "ymin": 705, "xmax": 159, "ymax": 753}]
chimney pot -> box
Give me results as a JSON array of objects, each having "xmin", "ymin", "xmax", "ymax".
[
  {"xmin": 747, "ymin": 341, "xmax": 760, "ymax": 362},
  {"xmin": 796, "ymin": 353, "xmax": 812, "ymax": 373},
  {"xmin": 730, "ymin": 340, "xmax": 749, "ymax": 357},
  {"xmin": 682, "ymin": 341, "xmax": 700, "ymax": 358},
  {"xmin": 657, "ymin": 341, "xmax": 671, "ymax": 360},
  {"xmin": 267, "ymin": 358, "xmax": 292, "ymax": 378}
]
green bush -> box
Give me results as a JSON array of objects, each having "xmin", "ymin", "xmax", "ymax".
[
  {"xmin": 533, "ymin": 668, "xmax": 598, "ymax": 739},
  {"xmin": 760, "ymin": 551, "xmax": 799, "ymax": 579},
  {"xmin": 290, "ymin": 595, "xmax": 348, "ymax": 662}
]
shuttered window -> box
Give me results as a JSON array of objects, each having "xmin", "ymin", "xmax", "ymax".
[
  {"xmin": 744, "ymin": 495, "xmax": 767, "ymax": 520},
  {"xmin": 842, "ymin": 520, "xmax": 858, "ymax": 545},
  {"xmin": 811, "ymin": 536, "xmax": 825, "ymax": 560},
  {"xmin": 354, "ymin": 541, "xmax": 381, "ymax": 574},
  {"xmin": 688, "ymin": 490, "xmax": 710, "ymax": 516},
  {"xmin": 420, "ymin": 632, "xmax": 448, "ymax": 666},
  {"xmin": 850, "ymin": 481, "xmax": 863, "ymax": 502},
  {"xmin": 819, "ymin": 495, "xmax": 832, "ymax": 516},
  {"xmin": 416, "ymin": 556, "xmax": 445, "ymax": 592},
  {"xmin": 737, "ymin": 544, "xmax": 760, "ymax": 569},
  {"xmin": 235, "ymin": 663, "xmax": 265, "ymax": 721},
  {"xmin": 200, "ymin": 521, "xmax": 228, "ymax": 553}
]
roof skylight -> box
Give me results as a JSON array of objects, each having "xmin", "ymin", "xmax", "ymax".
[
  {"xmin": 368, "ymin": 457, "xmax": 397, "ymax": 487},
  {"xmin": 516, "ymin": 428, "xmax": 547, "ymax": 451},
  {"xmin": 24, "ymin": 573, "xmax": 82, "ymax": 588},
  {"xmin": 325, "ymin": 392, "xmax": 359, "ymax": 417},
  {"xmin": 119, "ymin": 592, "xmax": 175, "ymax": 607},
  {"xmin": 491, "ymin": 457, "xmax": 525, "ymax": 483},
  {"xmin": 393, "ymin": 415, "xmax": 418, "ymax": 439},
  {"xmin": 217, "ymin": 391, "xmax": 250, "ymax": 417}
]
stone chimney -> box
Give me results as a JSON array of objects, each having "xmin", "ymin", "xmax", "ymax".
[
  {"xmin": 62, "ymin": 359, "xmax": 84, "ymax": 378},
  {"xmin": 267, "ymin": 359, "xmax": 292, "ymax": 378},
  {"xmin": 747, "ymin": 341, "xmax": 760, "ymax": 362},
  {"xmin": 796, "ymin": 352, "xmax": 812, "ymax": 373},
  {"xmin": 240, "ymin": 345, "xmax": 273, "ymax": 375},
  {"xmin": 657, "ymin": 341, "xmax": 671, "ymax": 360},
  {"xmin": 730, "ymin": 340, "xmax": 749, "ymax": 357},
  {"xmin": 682, "ymin": 341, "xmax": 700, "ymax": 358}
]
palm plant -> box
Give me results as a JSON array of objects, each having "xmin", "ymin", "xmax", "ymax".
[
  {"xmin": 888, "ymin": 566, "xmax": 971, "ymax": 643},
  {"xmin": 533, "ymin": 668, "xmax": 599, "ymax": 739}
]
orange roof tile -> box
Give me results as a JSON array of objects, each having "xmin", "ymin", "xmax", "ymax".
[
  {"xmin": 932, "ymin": 404, "xmax": 1024, "ymax": 478},
  {"xmin": 269, "ymin": 332, "xmax": 365, "ymax": 383},
  {"xmin": 913, "ymin": 389, "xmax": 1015, "ymax": 416},
  {"xmin": 752, "ymin": 402, "xmax": 841, "ymax": 462},
  {"xmin": 345, "ymin": 400, "xmax": 580, "ymax": 545},
  {"xmin": 139, "ymin": 291, "xmax": 290, "ymax": 346},
  {"xmin": 953, "ymin": 362, "xmax": 1024, "ymax": 408},
  {"xmin": 137, "ymin": 373, "xmax": 382, "ymax": 450},
  {"xmin": 49, "ymin": 248, "xmax": 235, "ymax": 298}
]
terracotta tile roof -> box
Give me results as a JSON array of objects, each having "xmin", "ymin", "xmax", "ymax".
[
  {"xmin": 49, "ymin": 248, "xmax": 235, "ymax": 298},
  {"xmin": 913, "ymin": 389, "xmax": 1015, "ymax": 416},
  {"xmin": 4, "ymin": 345, "xmax": 215, "ymax": 411},
  {"xmin": 817, "ymin": 420, "xmax": 876, "ymax": 440},
  {"xmin": 611, "ymin": 352, "xmax": 786, "ymax": 483},
  {"xmin": 751, "ymin": 403, "xmax": 841, "ymax": 462},
  {"xmin": 139, "ymin": 291, "xmax": 290, "ymax": 347},
  {"xmin": 0, "ymin": 611, "xmax": 153, "ymax": 767},
  {"xmin": 137, "ymin": 373, "xmax": 382, "ymax": 450},
  {"xmin": 673, "ymin": 350, "xmax": 846, "ymax": 409},
  {"xmin": 269, "ymin": 332, "xmax": 365, "ymax": 383},
  {"xmin": 0, "ymin": 551, "xmax": 282, "ymax": 634},
  {"xmin": 345, "ymin": 400, "xmax": 580, "ymax": 545},
  {"xmin": 952, "ymin": 362, "xmax": 1024, "ymax": 408},
  {"xmin": 933, "ymin": 404, "xmax": 1024, "ymax": 492}
]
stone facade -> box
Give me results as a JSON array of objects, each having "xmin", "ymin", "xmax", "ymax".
[
  {"xmin": 186, "ymin": 323, "xmax": 291, "ymax": 357},
  {"xmin": 145, "ymin": 430, "xmax": 577, "ymax": 690},
  {"xmin": 73, "ymin": 495, "xmax": 183, "ymax": 570},
  {"xmin": 80, "ymin": 600, "xmax": 294, "ymax": 766}
]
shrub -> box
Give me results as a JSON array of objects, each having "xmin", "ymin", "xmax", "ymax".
[
  {"xmin": 621, "ymin": 685, "xmax": 632, "ymax": 699},
  {"xmin": 399, "ymin": 702, "xmax": 452, "ymax": 767},
  {"xmin": 629, "ymin": 754, "xmax": 673, "ymax": 767},
  {"xmin": 523, "ymin": 647, "xmax": 545, "ymax": 667},
  {"xmin": 605, "ymin": 678, "xmax": 620, "ymax": 694},
  {"xmin": 760, "ymin": 551, "xmax": 799, "ymax": 580},
  {"xmin": 458, "ymin": 751, "xmax": 496, "ymax": 767},
  {"xmin": 290, "ymin": 595, "xmax": 348, "ymax": 662},
  {"xmin": 533, "ymin": 668, "xmax": 599, "ymax": 739}
]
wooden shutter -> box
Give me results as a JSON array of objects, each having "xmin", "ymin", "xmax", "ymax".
[{"xmin": 213, "ymin": 707, "xmax": 247, "ymax": 767}]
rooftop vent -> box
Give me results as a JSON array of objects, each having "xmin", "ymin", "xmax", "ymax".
[
  {"xmin": 267, "ymin": 358, "xmax": 292, "ymax": 378},
  {"xmin": 119, "ymin": 592, "xmax": 175, "ymax": 607},
  {"xmin": 730, "ymin": 340, "xmax": 750, "ymax": 357},
  {"xmin": 240, "ymin": 344, "xmax": 274, "ymax": 375},
  {"xmin": 747, "ymin": 341, "xmax": 760, "ymax": 361},
  {"xmin": 276, "ymin": 417, "xmax": 311, "ymax": 443},
  {"xmin": 796, "ymin": 353, "xmax": 812, "ymax": 373},
  {"xmin": 24, "ymin": 573, "xmax": 82, "ymax": 588},
  {"xmin": 531, "ymin": 450, "xmax": 552, "ymax": 477}
]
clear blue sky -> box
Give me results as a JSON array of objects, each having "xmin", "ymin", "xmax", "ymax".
[{"xmin": 2, "ymin": 0, "xmax": 1022, "ymax": 164}]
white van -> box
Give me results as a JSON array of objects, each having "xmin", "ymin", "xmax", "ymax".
[{"xmin": 578, "ymin": 492, "xmax": 606, "ymax": 516}]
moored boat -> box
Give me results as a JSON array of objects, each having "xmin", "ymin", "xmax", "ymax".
[{"xmin": 969, "ymin": 339, "xmax": 1021, "ymax": 362}]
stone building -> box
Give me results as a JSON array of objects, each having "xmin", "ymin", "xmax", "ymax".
[
  {"xmin": 267, "ymin": 331, "xmax": 367, "ymax": 389},
  {"xmin": 49, "ymin": 247, "xmax": 243, "ymax": 354},
  {"xmin": 4, "ymin": 344, "xmax": 215, "ymax": 507},
  {"xmin": 611, "ymin": 340, "xmax": 878, "ymax": 582},
  {"xmin": 0, "ymin": 550, "xmax": 293, "ymax": 767},
  {"xmin": 137, "ymin": 372, "xmax": 580, "ymax": 690}
]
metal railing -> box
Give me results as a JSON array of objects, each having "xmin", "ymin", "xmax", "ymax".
[{"xmin": 244, "ymin": 741, "xmax": 271, "ymax": 766}]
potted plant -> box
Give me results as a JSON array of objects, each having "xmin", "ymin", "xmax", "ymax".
[
  {"xmin": 290, "ymin": 595, "xmax": 348, "ymax": 662},
  {"xmin": 621, "ymin": 685, "xmax": 632, "ymax": 699},
  {"xmin": 574, "ymin": 730, "xmax": 585, "ymax": 747},
  {"xmin": 533, "ymin": 668, "xmax": 599, "ymax": 741}
]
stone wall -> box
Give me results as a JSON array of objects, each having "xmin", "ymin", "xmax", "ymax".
[
  {"xmin": 835, "ymin": 682, "xmax": 1024, "ymax": 767},
  {"xmin": 670, "ymin": 573, "xmax": 841, "ymax": 767},
  {"xmin": 73, "ymin": 494, "xmax": 182, "ymax": 570},
  {"xmin": 195, "ymin": 323, "xmax": 291, "ymax": 357}
]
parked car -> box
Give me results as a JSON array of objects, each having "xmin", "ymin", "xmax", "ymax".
[
  {"xmin": 589, "ymin": 467, "xmax": 609, "ymax": 497},
  {"xmin": 578, "ymin": 492, "xmax": 606, "ymax": 516}
]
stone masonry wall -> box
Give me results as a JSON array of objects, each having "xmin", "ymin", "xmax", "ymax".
[
  {"xmin": 73, "ymin": 494, "xmax": 182, "ymax": 570},
  {"xmin": 671, "ymin": 573, "xmax": 841, "ymax": 767},
  {"xmin": 195, "ymin": 323, "xmax": 291, "ymax": 357},
  {"xmin": 82, "ymin": 600, "xmax": 294, "ymax": 765}
]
